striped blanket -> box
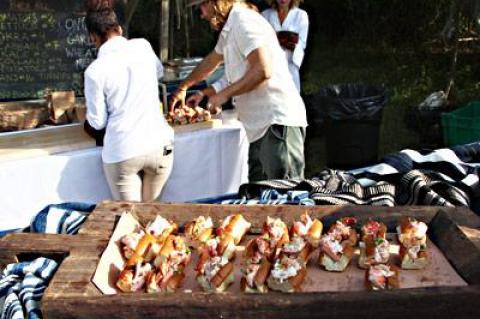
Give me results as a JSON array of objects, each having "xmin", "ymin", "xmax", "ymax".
[
  {"xmin": 0, "ymin": 203, "xmax": 95, "ymax": 319},
  {"xmin": 0, "ymin": 258, "xmax": 58, "ymax": 319},
  {"xmin": 234, "ymin": 143, "xmax": 480, "ymax": 208}
]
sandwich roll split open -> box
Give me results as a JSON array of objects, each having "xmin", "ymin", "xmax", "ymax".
[
  {"xmin": 365, "ymin": 264, "xmax": 400, "ymax": 290},
  {"xmin": 397, "ymin": 217, "xmax": 429, "ymax": 269},
  {"xmin": 93, "ymin": 212, "xmax": 467, "ymax": 295}
]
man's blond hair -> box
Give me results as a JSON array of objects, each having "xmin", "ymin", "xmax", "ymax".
[{"xmin": 207, "ymin": 0, "xmax": 234, "ymax": 30}]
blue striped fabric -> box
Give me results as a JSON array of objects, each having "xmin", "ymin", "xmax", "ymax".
[
  {"xmin": 0, "ymin": 258, "xmax": 58, "ymax": 319},
  {"xmin": 1, "ymin": 202, "xmax": 95, "ymax": 319},
  {"xmin": 30, "ymin": 202, "xmax": 96, "ymax": 235}
]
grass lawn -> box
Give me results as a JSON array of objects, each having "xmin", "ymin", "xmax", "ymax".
[{"xmin": 301, "ymin": 43, "xmax": 479, "ymax": 177}]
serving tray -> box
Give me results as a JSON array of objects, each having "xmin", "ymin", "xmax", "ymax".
[{"xmin": 1, "ymin": 202, "xmax": 480, "ymax": 319}]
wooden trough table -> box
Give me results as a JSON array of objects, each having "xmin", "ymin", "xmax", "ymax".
[{"xmin": 1, "ymin": 202, "xmax": 480, "ymax": 319}]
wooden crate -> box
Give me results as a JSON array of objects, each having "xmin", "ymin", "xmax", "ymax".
[
  {"xmin": 0, "ymin": 100, "xmax": 50, "ymax": 132},
  {"xmin": 1, "ymin": 202, "xmax": 480, "ymax": 319}
]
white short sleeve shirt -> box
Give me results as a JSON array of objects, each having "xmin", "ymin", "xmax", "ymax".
[
  {"xmin": 214, "ymin": 4, "xmax": 307, "ymax": 143},
  {"xmin": 262, "ymin": 7, "xmax": 309, "ymax": 91},
  {"xmin": 85, "ymin": 36, "xmax": 174, "ymax": 163}
]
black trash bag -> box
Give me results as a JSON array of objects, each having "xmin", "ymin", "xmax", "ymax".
[
  {"xmin": 311, "ymin": 83, "xmax": 388, "ymax": 169},
  {"xmin": 320, "ymin": 83, "xmax": 387, "ymax": 121}
]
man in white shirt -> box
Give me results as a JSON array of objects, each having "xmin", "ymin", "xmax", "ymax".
[
  {"xmin": 171, "ymin": 0, "xmax": 308, "ymax": 182},
  {"xmin": 84, "ymin": 8, "xmax": 174, "ymax": 201}
]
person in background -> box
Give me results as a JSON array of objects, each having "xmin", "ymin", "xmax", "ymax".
[
  {"xmin": 171, "ymin": 0, "xmax": 307, "ymax": 182},
  {"xmin": 262, "ymin": 0, "xmax": 309, "ymax": 92},
  {"xmin": 84, "ymin": 8, "xmax": 174, "ymax": 201}
]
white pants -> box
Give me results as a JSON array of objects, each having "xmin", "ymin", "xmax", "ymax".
[{"xmin": 103, "ymin": 146, "xmax": 173, "ymax": 202}]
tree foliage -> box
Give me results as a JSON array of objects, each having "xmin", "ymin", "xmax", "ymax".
[{"xmin": 303, "ymin": 0, "xmax": 479, "ymax": 48}]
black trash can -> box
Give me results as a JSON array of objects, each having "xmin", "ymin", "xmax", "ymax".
[{"xmin": 314, "ymin": 83, "xmax": 387, "ymax": 169}]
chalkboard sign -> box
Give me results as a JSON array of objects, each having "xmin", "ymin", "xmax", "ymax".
[{"xmin": 0, "ymin": 0, "xmax": 124, "ymax": 101}]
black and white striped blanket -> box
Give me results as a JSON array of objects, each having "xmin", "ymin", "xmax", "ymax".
[{"xmin": 237, "ymin": 143, "xmax": 480, "ymax": 207}]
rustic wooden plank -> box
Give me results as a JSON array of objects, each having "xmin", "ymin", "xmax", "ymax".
[
  {"xmin": 0, "ymin": 252, "xmax": 18, "ymax": 269},
  {"xmin": 0, "ymin": 124, "xmax": 95, "ymax": 163},
  {"xmin": 1, "ymin": 202, "xmax": 479, "ymax": 319},
  {"xmin": 172, "ymin": 119, "xmax": 223, "ymax": 134},
  {"xmin": 0, "ymin": 233, "xmax": 107, "ymax": 252},
  {"xmin": 44, "ymin": 281, "xmax": 100, "ymax": 299},
  {"xmin": 50, "ymin": 258, "xmax": 99, "ymax": 283},
  {"xmin": 430, "ymin": 210, "xmax": 480, "ymax": 284},
  {"xmin": 0, "ymin": 233, "xmax": 72, "ymax": 253},
  {"xmin": 91, "ymin": 202, "xmax": 480, "ymax": 232},
  {"xmin": 41, "ymin": 286, "xmax": 480, "ymax": 319}
]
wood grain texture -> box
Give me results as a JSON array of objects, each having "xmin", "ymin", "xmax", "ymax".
[
  {"xmin": 0, "ymin": 123, "xmax": 95, "ymax": 163},
  {"xmin": 1, "ymin": 202, "xmax": 480, "ymax": 319},
  {"xmin": 171, "ymin": 119, "xmax": 222, "ymax": 134}
]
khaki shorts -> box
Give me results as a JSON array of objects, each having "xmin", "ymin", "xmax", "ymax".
[{"xmin": 103, "ymin": 146, "xmax": 174, "ymax": 202}]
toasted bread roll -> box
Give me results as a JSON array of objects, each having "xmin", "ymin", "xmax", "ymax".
[
  {"xmin": 116, "ymin": 262, "xmax": 152, "ymax": 293},
  {"xmin": 217, "ymin": 234, "xmax": 237, "ymax": 260},
  {"xmin": 242, "ymin": 258, "xmax": 271, "ymax": 293},
  {"xmin": 143, "ymin": 241, "xmax": 163, "ymax": 263},
  {"xmin": 328, "ymin": 218, "xmax": 358, "ymax": 246},
  {"xmin": 197, "ymin": 261, "xmax": 235, "ymax": 292},
  {"xmin": 119, "ymin": 230, "xmax": 145, "ymax": 260},
  {"xmin": 361, "ymin": 220, "xmax": 387, "ymax": 241},
  {"xmin": 125, "ymin": 233, "xmax": 156, "ymax": 266},
  {"xmin": 185, "ymin": 216, "xmax": 214, "ymax": 248},
  {"xmin": 164, "ymin": 271, "xmax": 186, "ymax": 292},
  {"xmin": 399, "ymin": 245, "xmax": 428, "ymax": 269},
  {"xmin": 210, "ymin": 261, "xmax": 234, "ymax": 288},
  {"xmin": 358, "ymin": 236, "xmax": 390, "ymax": 269},
  {"xmin": 267, "ymin": 256, "xmax": 306, "ymax": 293},
  {"xmin": 254, "ymin": 259, "xmax": 272, "ymax": 287},
  {"xmin": 264, "ymin": 216, "xmax": 290, "ymax": 246},
  {"xmin": 151, "ymin": 235, "xmax": 175, "ymax": 266},
  {"xmin": 319, "ymin": 243, "xmax": 354, "ymax": 272},
  {"xmin": 217, "ymin": 214, "xmax": 251, "ymax": 244},
  {"xmin": 346, "ymin": 229, "xmax": 358, "ymax": 247},
  {"xmin": 397, "ymin": 217, "xmax": 428, "ymax": 269},
  {"xmin": 195, "ymin": 249, "xmax": 210, "ymax": 272},
  {"xmin": 267, "ymin": 265, "xmax": 307, "ymax": 293},
  {"xmin": 397, "ymin": 217, "xmax": 427, "ymax": 248},
  {"xmin": 116, "ymin": 268, "xmax": 134, "ymax": 292},
  {"xmin": 281, "ymin": 240, "xmax": 314, "ymax": 263},
  {"xmin": 306, "ymin": 219, "xmax": 324, "ymax": 247},
  {"xmin": 365, "ymin": 264, "xmax": 400, "ymax": 290}
]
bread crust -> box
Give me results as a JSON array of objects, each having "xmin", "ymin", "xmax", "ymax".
[
  {"xmin": 319, "ymin": 244, "xmax": 354, "ymax": 272},
  {"xmin": 365, "ymin": 264, "xmax": 400, "ymax": 290},
  {"xmin": 266, "ymin": 266, "xmax": 307, "ymax": 293}
]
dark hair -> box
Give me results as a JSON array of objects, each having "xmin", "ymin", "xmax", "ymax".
[
  {"xmin": 85, "ymin": 8, "xmax": 120, "ymax": 40},
  {"xmin": 85, "ymin": 0, "xmax": 113, "ymax": 12}
]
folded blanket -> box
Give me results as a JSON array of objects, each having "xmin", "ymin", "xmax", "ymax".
[
  {"xmin": 349, "ymin": 143, "xmax": 480, "ymax": 206},
  {"xmin": 222, "ymin": 189, "xmax": 315, "ymax": 205},
  {"xmin": 0, "ymin": 258, "xmax": 58, "ymax": 319},
  {"xmin": 236, "ymin": 143, "xmax": 480, "ymax": 207},
  {"xmin": 237, "ymin": 169, "xmax": 396, "ymax": 206},
  {"xmin": 30, "ymin": 202, "xmax": 95, "ymax": 234}
]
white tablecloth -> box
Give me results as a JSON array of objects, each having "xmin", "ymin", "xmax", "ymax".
[{"xmin": 0, "ymin": 123, "xmax": 248, "ymax": 231}]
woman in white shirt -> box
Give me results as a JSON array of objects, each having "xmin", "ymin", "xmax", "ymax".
[
  {"xmin": 84, "ymin": 8, "xmax": 174, "ymax": 201},
  {"xmin": 262, "ymin": 0, "xmax": 309, "ymax": 92}
]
